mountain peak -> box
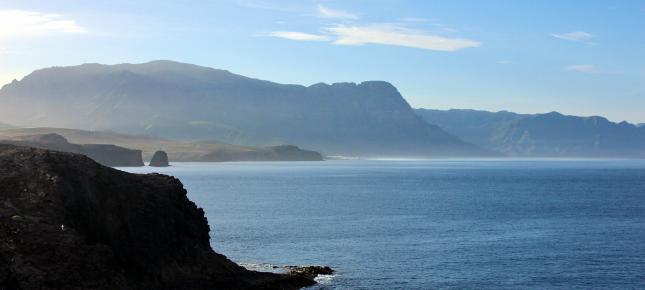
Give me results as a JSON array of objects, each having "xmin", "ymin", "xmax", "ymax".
[{"xmin": 0, "ymin": 61, "xmax": 487, "ymax": 157}]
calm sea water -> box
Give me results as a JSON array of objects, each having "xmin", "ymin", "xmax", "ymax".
[{"xmin": 121, "ymin": 160, "xmax": 645, "ymax": 289}]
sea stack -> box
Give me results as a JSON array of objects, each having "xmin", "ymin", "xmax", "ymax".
[
  {"xmin": 149, "ymin": 150, "xmax": 169, "ymax": 167},
  {"xmin": 0, "ymin": 144, "xmax": 315, "ymax": 289}
]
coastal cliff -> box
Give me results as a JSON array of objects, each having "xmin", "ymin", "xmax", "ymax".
[
  {"xmin": 0, "ymin": 133, "xmax": 144, "ymax": 167},
  {"xmin": 0, "ymin": 128, "xmax": 325, "ymax": 162},
  {"xmin": 0, "ymin": 145, "xmax": 315, "ymax": 289}
]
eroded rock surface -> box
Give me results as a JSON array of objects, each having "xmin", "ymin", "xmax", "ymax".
[{"xmin": 0, "ymin": 144, "xmax": 314, "ymax": 289}]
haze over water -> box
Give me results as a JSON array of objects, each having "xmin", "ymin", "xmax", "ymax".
[{"xmin": 122, "ymin": 159, "xmax": 645, "ymax": 289}]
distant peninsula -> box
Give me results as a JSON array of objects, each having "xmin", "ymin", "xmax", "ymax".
[
  {"xmin": 0, "ymin": 128, "xmax": 324, "ymax": 163},
  {"xmin": 0, "ymin": 133, "xmax": 143, "ymax": 167}
]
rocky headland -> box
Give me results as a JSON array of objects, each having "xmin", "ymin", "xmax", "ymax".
[
  {"xmin": 0, "ymin": 133, "xmax": 143, "ymax": 167},
  {"xmin": 0, "ymin": 128, "xmax": 325, "ymax": 162},
  {"xmin": 0, "ymin": 144, "xmax": 319, "ymax": 289}
]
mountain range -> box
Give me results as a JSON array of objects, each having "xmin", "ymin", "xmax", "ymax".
[
  {"xmin": 0, "ymin": 60, "xmax": 488, "ymax": 157},
  {"xmin": 415, "ymin": 109, "xmax": 645, "ymax": 158}
]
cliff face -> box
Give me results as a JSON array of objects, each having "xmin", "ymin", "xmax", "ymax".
[
  {"xmin": 0, "ymin": 133, "xmax": 144, "ymax": 167},
  {"xmin": 0, "ymin": 145, "xmax": 314, "ymax": 289},
  {"xmin": 0, "ymin": 60, "xmax": 489, "ymax": 157}
]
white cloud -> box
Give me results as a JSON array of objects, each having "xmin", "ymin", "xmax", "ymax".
[
  {"xmin": 0, "ymin": 10, "xmax": 86, "ymax": 38},
  {"xmin": 317, "ymin": 5, "xmax": 358, "ymax": 20},
  {"xmin": 325, "ymin": 24, "xmax": 481, "ymax": 52},
  {"xmin": 565, "ymin": 64, "xmax": 600, "ymax": 73},
  {"xmin": 269, "ymin": 31, "xmax": 330, "ymax": 41},
  {"xmin": 552, "ymin": 31, "xmax": 594, "ymax": 42}
]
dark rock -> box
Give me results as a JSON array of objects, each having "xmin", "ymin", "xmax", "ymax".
[
  {"xmin": 0, "ymin": 133, "xmax": 144, "ymax": 167},
  {"xmin": 0, "ymin": 144, "xmax": 315, "ymax": 289},
  {"xmin": 149, "ymin": 150, "xmax": 169, "ymax": 167},
  {"xmin": 287, "ymin": 266, "xmax": 334, "ymax": 278}
]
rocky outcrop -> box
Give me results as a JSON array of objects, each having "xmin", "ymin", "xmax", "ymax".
[
  {"xmin": 0, "ymin": 145, "xmax": 315, "ymax": 289},
  {"xmin": 201, "ymin": 145, "xmax": 324, "ymax": 162},
  {"xmin": 149, "ymin": 150, "xmax": 169, "ymax": 167},
  {"xmin": 0, "ymin": 133, "xmax": 144, "ymax": 167},
  {"xmin": 287, "ymin": 266, "xmax": 334, "ymax": 278}
]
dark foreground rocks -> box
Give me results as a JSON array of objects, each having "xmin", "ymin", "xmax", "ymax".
[
  {"xmin": 149, "ymin": 150, "xmax": 170, "ymax": 167},
  {"xmin": 287, "ymin": 266, "xmax": 334, "ymax": 278},
  {"xmin": 0, "ymin": 144, "xmax": 315, "ymax": 289},
  {"xmin": 0, "ymin": 133, "xmax": 143, "ymax": 167}
]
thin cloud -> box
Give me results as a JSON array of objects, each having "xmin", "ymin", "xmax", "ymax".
[
  {"xmin": 269, "ymin": 31, "xmax": 330, "ymax": 41},
  {"xmin": 552, "ymin": 31, "xmax": 594, "ymax": 42},
  {"xmin": 326, "ymin": 24, "xmax": 481, "ymax": 52},
  {"xmin": 317, "ymin": 5, "xmax": 358, "ymax": 20},
  {"xmin": 0, "ymin": 10, "xmax": 86, "ymax": 37},
  {"xmin": 398, "ymin": 17, "xmax": 429, "ymax": 23},
  {"xmin": 565, "ymin": 64, "xmax": 600, "ymax": 73},
  {"xmin": 236, "ymin": 0, "xmax": 292, "ymax": 11}
]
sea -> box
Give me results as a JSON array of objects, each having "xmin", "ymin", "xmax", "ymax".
[{"xmin": 120, "ymin": 159, "xmax": 645, "ymax": 289}]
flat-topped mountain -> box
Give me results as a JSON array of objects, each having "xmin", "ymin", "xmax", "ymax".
[
  {"xmin": 0, "ymin": 60, "xmax": 489, "ymax": 157},
  {"xmin": 416, "ymin": 108, "xmax": 645, "ymax": 158},
  {"xmin": 0, "ymin": 144, "xmax": 315, "ymax": 289}
]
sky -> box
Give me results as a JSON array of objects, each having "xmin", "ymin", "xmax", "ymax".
[{"xmin": 0, "ymin": 0, "xmax": 644, "ymax": 123}]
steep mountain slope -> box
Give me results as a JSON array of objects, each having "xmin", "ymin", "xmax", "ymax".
[
  {"xmin": 0, "ymin": 60, "xmax": 489, "ymax": 157},
  {"xmin": 415, "ymin": 109, "xmax": 527, "ymax": 149},
  {"xmin": 416, "ymin": 109, "xmax": 645, "ymax": 158}
]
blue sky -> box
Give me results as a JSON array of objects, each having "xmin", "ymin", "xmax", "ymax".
[{"xmin": 0, "ymin": 0, "xmax": 644, "ymax": 122}]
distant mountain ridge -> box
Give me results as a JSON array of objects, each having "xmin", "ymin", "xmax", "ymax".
[
  {"xmin": 415, "ymin": 108, "xmax": 645, "ymax": 158},
  {"xmin": 0, "ymin": 60, "xmax": 490, "ymax": 157}
]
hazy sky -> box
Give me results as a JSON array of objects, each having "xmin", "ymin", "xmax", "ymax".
[{"xmin": 0, "ymin": 0, "xmax": 644, "ymax": 123}]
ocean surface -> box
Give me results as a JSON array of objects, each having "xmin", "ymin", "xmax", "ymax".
[{"xmin": 121, "ymin": 159, "xmax": 645, "ymax": 289}]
